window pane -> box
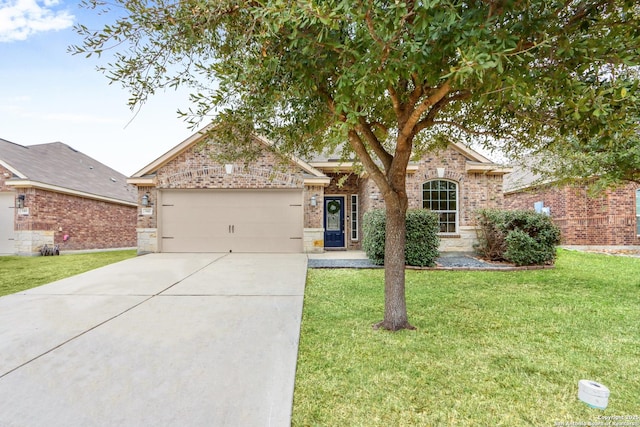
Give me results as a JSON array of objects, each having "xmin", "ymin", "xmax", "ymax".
[{"xmin": 423, "ymin": 180, "xmax": 457, "ymax": 233}]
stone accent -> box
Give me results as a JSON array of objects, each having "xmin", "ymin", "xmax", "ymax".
[
  {"xmin": 505, "ymin": 182, "xmax": 640, "ymax": 246},
  {"xmin": 438, "ymin": 227, "xmax": 478, "ymax": 252},
  {"xmin": 303, "ymin": 228, "xmax": 324, "ymax": 253},
  {"xmin": 15, "ymin": 230, "xmax": 54, "ymax": 256},
  {"xmin": 136, "ymin": 228, "xmax": 158, "ymax": 254}
]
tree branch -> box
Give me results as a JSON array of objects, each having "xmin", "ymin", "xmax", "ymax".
[
  {"xmin": 414, "ymin": 90, "xmax": 472, "ymax": 134},
  {"xmin": 401, "ymin": 81, "xmax": 451, "ymax": 142},
  {"xmin": 347, "ymin": 129, "xmax": 391, "ymax": 195},
  {"xmin": 357, "ymin": 117, "xmax": 392, "ymax": 172}
]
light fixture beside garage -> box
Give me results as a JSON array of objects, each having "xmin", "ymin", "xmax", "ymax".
[
  {"xmin": 16, "ymin": 194, "xmax": 25, "ymax": 209},
  {"xmin": 310, "ymin": 194, "xmax": 317, "ymax": 207},
  {"xmin": 141, "ymin": 193, "xmax": 151, "ymax": 206},
  {"xmin": 225, "ymin": 164, "xmax": 234, "ymax": 174}
]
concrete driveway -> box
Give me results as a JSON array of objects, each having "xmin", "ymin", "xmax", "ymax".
[{"xmin": 0, "ymin": 253, "xmax": 307, "ymax": 427}]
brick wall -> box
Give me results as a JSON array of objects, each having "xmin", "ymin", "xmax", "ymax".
[
  {"xmin": 304, "ymin": 185, "xmax": 324, "ymax": 229},
  {"xmin": 356, "ymin": 145, "xmax": 505, "ymax": 250},
  {"xmin": 156, "ymin": 140, "xmax": 304, "ymax": 190},
  {"xmin": 407, "ymin": 146, "xmax": 504, "ymax": 225},
  {"xmin": 0, "ymin": 165, "xmax": 13, "ymax": 191},
  {"xmin": 14, "ymin": 188, "xmax": 136, "ymax": 252},
  {"xmin": 504, "ymin": 182, "xmax": 640, "ymax": 246}
]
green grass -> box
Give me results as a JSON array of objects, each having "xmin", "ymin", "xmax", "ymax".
[
  {"xmin": 293, "ymin": 249, "xmax": 640, "ymax": 426},
  {"xmin": 0, "ymin": 250, "xmax": 137, "ymax": 297}
]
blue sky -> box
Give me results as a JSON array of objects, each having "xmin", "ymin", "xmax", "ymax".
[{"xmin": 0, "ymin": 0, "xmax": 199, "ymax": 176}]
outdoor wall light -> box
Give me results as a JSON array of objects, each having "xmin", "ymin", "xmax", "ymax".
[
  {"xmin": 16, "ymin": 194, "xmax": 25, "ymax": 209},
  {"xmin": 141, "ymin": 193, "xmax": 150, "ymax": 207},
  {"xmin": 225, "ymin": 164, "xmax": 234, "ymax": 174},
  {"xmin": 310, "ymin": 194, "xmax": 317, "ymax": 207}
]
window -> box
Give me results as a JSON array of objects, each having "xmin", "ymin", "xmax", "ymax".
[
  {"xmin": 636, "ymin": 189, "xmax": 640, "ymax": 235},
  {"xmin": 423, "ymin": 180, "xmax": 458, "ymax": 233},
  {"xmin": 351, "ymin": 194, "xmax": 359, "ymax": 241}
]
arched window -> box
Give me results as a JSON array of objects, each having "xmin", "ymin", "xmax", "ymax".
[{"xmin": 423, "ymin": 180, "xmax": 458, "ymax": 233}]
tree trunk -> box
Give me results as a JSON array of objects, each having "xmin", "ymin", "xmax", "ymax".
[{"xmin": 374, "ymin": 186, "xmax": 415, "ymax": 331}]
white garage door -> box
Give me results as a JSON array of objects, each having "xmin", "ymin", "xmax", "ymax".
[
  {"xmin": 160, "ymin": 189, "xmax": 303, "ymax": 253},
  {"xmin": 0, "ymin": 193, "xmax": 15, "ymax": 254}
]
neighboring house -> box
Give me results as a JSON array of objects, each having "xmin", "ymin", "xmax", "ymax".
[
  {"xmin": 128, "ymin": 130, "xmax": 510, "ymax": 254},
  {"xmin": 0, "ymin": 138, "xmax": 137, "ymax": 255},
  {"xmin": 504, "ymin": 167, "xmax": 640, "ymax": 248}
]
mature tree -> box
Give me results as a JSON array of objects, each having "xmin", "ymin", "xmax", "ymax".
[{"xmin": 73, "ymin": 0, "xmax": 640, "ymax": 330}]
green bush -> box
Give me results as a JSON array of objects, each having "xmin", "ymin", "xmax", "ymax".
[
  {"xmin": 475, "ymin": 209, "xmax": 561, "ymax": 266},
  {"xmin": 362, "ymin": 209, "xmax": 386, "ymax": 265},
  {"xmin": 362, "ymin": 209, "xmax": 440, "ymax": 267}
]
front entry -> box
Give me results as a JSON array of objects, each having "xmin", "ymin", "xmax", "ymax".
[{"xmin": 324, "ymin": 196, "xmax": 345, "ymax": 248}]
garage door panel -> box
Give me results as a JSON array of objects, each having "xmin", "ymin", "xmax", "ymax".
[{"xmin": 160, "ymin": 189, "xmax": 302, "ymax": 253}]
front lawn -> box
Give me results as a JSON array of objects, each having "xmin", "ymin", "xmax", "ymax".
[
  {"xmin": 293, "ymin": 250, "xmax": 640, "ymax": 426},
  {"xmin": 0, "ymin": 250, "xmax": 137, "ymax": 297}
]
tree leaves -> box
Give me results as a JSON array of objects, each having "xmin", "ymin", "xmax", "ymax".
[{"xmin": 70, "ymin": 0, "xmax": 640, "ymax": 186}]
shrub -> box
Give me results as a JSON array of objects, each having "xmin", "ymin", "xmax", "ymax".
[
  {"xmin": 475, "ymin": 209, "xmax": 561, "ymax": 266},
  {"xmin": 362, "ymin": 209, "xmax": 440, "ymax": 267},
  {"xmin": 362, "ymin": 209, "xmax": 386, "ymax": 265}
]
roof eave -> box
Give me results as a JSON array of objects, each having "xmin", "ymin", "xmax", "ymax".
[
  {"xmin": 303, "ymin": 176, "xmax": 332, "ymax": 187},
  {"xmin": 5, "ymin": 180, "xmax": 137, "ymax": 206},
  {"xmin": 127, "ymin": 176, "xmax": 157, "ymax": 186},
  {"xmin": 465, "ymin": 162, "xmax": 513, "ymax": 175}
]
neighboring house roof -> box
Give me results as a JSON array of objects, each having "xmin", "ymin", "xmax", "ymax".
[
  {"xmin": 503, "ymin": 167, "xmax": 541, "ymax": 194},
  {"xmin": 0, "ymin": 138, "xmax": 137, "ymax": 205}
]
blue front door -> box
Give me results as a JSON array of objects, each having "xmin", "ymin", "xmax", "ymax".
[{"xmin": 324, "ymin": 196, "xmax": 345, "ymax": 248}]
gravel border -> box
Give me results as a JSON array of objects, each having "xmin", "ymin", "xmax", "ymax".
[{"xmin": 308, "ymin": 253, "xmax": 555, "ymax": 270}]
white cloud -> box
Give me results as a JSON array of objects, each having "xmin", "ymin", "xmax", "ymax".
[{"xmin": 0, "ymin": 0, "xmax": 74, "ymax": 42}]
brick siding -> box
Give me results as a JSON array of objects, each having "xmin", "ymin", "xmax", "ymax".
[
  {"xmin": 156, "ymin": 140, "xmax": 304, "ymax": 190},
  {"xmin": 0, "ymin": 165, "xmax": 13, "ymax": 191},
  {"xmin": 504, "ymin": 182, "xmax": 640, "ymax": 246},
  {"xmin": 356, "ymin": 145, "xmax": 505, "ymax": 250},
  {"xmin": 14, "ymin": 188, "xmax": 136, "ymax": 251},
  {"xmin": 139, "ymin": 139, "xmax": 308, "ymax": 232}
]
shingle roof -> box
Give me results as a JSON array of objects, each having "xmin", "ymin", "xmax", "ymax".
[{"xmin": 0, "ymin": 138, "xmax": 137, "ymax": 204}]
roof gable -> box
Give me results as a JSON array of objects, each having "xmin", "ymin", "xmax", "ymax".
[
  {"xmin": 130, "ymin": 127, "xmax": 327, "ymax": 179},
  {"xmin": 0, "ymin": 138, "xmax": 136, "ymax": 204}
]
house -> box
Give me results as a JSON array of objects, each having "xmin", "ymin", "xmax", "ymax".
[
  {"xmin": 504, "ymin": 167, "xmax": 640, "ymax": 248},
  {"xmin": 0, "ymin": 138, "xmax": 137, "ymax": 255},
  {"xmin": 127, "ymin": 130, "xmax": 511, "ymax": 254}
]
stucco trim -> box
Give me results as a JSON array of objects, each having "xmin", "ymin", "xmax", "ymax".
[{"xmin": 303, "ymin": 177, "xmax": 332, "ymax": 186}]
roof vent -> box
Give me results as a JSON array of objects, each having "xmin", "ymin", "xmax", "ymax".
[{"xmin": 110, "ymin": 177, "xmax": 117, "ymax": 182}]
